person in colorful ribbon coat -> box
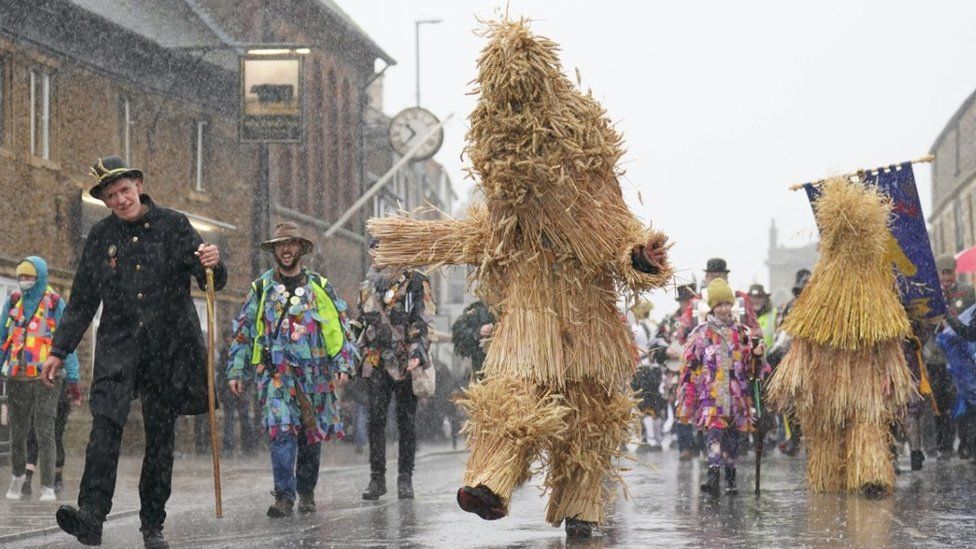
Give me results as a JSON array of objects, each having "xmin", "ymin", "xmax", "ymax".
[
  {"xmin": 678, "ymin": 278, "xmax": 770, "ymax": 496},
  {"xmin": 227, "ymin": 222, "xmax": 357, "ymax": 518},
  {"xmin": 2, "ymin": 257, "xmax": 80, "ymax": 503}
]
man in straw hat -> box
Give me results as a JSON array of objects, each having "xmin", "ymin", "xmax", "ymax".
[
  {"xmin": 40, "ymin": 155, "xmax": 225, "ymax": 548},
  {"xmin": 677, "ymin": 278, "xmax": 769, "ymax": 497},
  {"xmin": 227, "ymin": 222, "xmax": 358, "ymax": 517},
  {"xmin": 358, "ymin": 237, "xmax": 435, "ymax": 501}
]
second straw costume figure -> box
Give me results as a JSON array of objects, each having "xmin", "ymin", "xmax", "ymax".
[
  {"xmin": 767, "ymin": 178, "xmax": 914, "ymax": 494},
  {"xmin": 368, "ymin": 18, "xmax": 671, "ymax": 528}
]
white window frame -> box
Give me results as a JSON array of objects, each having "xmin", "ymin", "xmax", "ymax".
[
  {"xmin": 194, "ymin": 120, "xmax": 207, "ymax": 192},
  {"xmin": 120, "ymin": 95, "xmax": 131, "ymax": 163},
  {"xmin": 30, "ymin": 68, "xmax": 51, "ymax": 160},
  {"xmin": 0, "ymin": 58, "xmax": 5, "ymax": 147}
]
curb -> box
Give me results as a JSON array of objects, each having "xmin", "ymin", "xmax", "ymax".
[{"xmin": 0, "ymin": 448, "xmax": 468, "ymax": 544}]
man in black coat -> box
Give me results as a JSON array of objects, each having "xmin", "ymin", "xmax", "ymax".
[{"xmin": 40, "ymin": 156, "xmax": 226, "ymax": 548}]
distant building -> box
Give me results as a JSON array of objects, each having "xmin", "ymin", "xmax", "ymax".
[
  {"xmin": 929, "ymin": 87, "xmax": 976, "ymax": 263},
  {"xmin": 766, "ymin": 219, "xmax": 817, "ymax": 308},
  {"xmin": 363, "ymin": 75, "xmax": 467, "ymax": 375}
]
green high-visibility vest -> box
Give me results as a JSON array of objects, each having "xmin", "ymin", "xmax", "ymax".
[
  {"xmin": 757, "ymin": 308, "xmax": 777, "ymax": 350},
  {"xmin": 250, "ymin": 273, "xmax": 344, "ymax": 365}
]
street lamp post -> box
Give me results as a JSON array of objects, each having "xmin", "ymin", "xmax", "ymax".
[{"xmin": 415, "ymin": 18, "xmax": 442, "ymax": 106}]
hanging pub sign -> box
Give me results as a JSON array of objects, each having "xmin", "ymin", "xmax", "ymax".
[{"xmin": 240, "ymin": 46, "xmax": 308, "ymax": 142}]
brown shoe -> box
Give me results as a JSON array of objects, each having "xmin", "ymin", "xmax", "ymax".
[
  {"xmin": 298, "ymin": 492, "xmax": 316, "ymax": 514},
  {"xmin": 267, "ymin": 492, "xmax": 294, "ymax": 518},
  {"xmin": 456, "ymin": 485, "xmax": 506, "ymax": 520}
]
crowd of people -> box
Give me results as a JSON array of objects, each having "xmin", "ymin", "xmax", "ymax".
[
  {"xmin": 4, "ymin": 152, "xmax": 976, "ymax": 548},
  {"xmin": 624, "ymin": 253, "xmax": 976, "ymax": 493}
]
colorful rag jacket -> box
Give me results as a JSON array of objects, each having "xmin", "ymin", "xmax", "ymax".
[
  {"xmin": 227, "ymin": 268, "xmax": 359, "ymax": 442},
  {"xmin": 358, "ymin": 268, "xmax": 435, "ymax": 381},
  {"xmin": 676, "ymin": 316, "xmax": 769, "ymax": 432},
  {"xmin": 1, "ymin": 290, "xmax": 79, "ymax": 382}
]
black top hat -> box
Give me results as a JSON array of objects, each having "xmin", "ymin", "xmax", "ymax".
[
  {"xmin": 89, "ymin": 156, "xmax": 144, "ymax": 198},
  {"xmin": 704, "ymin": 258, "xmax": 729, "ymax": 273}
]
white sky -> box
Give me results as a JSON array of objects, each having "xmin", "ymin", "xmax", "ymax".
[{"xmin": 338, "ymin": 0, "xmax": 976, "ymax": 316}]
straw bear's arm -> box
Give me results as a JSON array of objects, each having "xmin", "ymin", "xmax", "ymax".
[
  {"xmin": 617, "ymin": 225, "xmax": 673, "ymax": 293},
  {"xmin": 367, "ymin": 214, "xmax": 488, "ymax": 269}
]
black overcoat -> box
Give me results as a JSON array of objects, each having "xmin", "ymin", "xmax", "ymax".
[{"xmin": 51, "ymin": 195, "xmax": 227, "ymax": 424}]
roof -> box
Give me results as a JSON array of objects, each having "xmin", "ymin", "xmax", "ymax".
[
  {"xmin": 314, "ymin": 0, "xmax": 395, "ymax": 64},
  {"xmin": 67, "ymin": 0, "xmax": 238, "ymax": 70}
]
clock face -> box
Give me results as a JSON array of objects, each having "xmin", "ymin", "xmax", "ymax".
[{"xmin": 388, "ymin": 107, "xmax": 444, "ymax": 161}]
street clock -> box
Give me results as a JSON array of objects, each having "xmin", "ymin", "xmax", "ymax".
[{"xmin": 388, "ymin": 107, "xmax": 444, "ymax": 161}]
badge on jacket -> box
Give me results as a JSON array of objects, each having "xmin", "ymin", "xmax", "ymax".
[{"xmin": 107, "ymin": 244, "xmax": 117, "ymax": 269}]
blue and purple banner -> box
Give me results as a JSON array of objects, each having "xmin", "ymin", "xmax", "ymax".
[{"xmin": 803, "ymin": 162, "xmax": 946, "ymax": 320}]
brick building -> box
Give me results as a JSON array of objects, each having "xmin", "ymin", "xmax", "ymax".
[
  {"xmin": 0, "ymin": 0, "xmax": 396, "ymax": 454},
  {"xmin": 929, "ymin": 88, "xmax": 976, "ymax": 262},
  {"xmin": 198, "ymin": 0, "xmax": 394, "ymax": 302}
]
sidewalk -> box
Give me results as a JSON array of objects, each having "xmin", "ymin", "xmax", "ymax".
[{"xmin": 0, "ymin": 440, "xmax": 463, "ymax": 544}]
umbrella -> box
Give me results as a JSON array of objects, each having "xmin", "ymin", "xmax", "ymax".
[{"xmin": 955, "ymin": 246, "xmax": 976, "ymax": 274}]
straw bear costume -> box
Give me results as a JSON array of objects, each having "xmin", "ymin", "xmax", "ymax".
[{"xmin": 368, "ymin": 18, "xmax": 671, "ymax": 526}]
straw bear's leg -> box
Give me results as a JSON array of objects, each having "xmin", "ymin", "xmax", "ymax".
[
  {"xmin": 457, "ymin": 375, "xmax": 569, "ymax": 518},
  {"xmin": 804, "ymin": 422, "xmax": 846, "ymax": 492},
  {"xmin": 543, "ymin": 383, "xmax": 633, "ymax": 526},
  {"xmin": 844, "ymin": 418, "xmax": 894, "ymax": 493}
]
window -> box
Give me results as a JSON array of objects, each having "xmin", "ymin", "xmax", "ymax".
[
  {"xmin": 955, "ymin": 199, "xmax": 965, "ymax": 251},
  {"xmin": 0, "ymin": 58, "xmax": 5, "ymax": 147},
  {"xmin": 118, "ymin": 95, "xmax": 131, "ymax": 163},
  {"xmin": 192, "ymin": 120, "xmax": 207, "ymax": 192},
  {"xmin": 30, "ymin": 68, "xmax": 52, "ymax": 159}
]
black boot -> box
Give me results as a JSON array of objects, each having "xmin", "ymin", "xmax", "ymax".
[
  {"xmin": 565, "ymin": 517, "xmax": 594, "ymax": 539},
  {"xmin": 700, "ymin": 467, "xmax": 720, "ymax": 496},
  {"xmin": 266, "ymin": 492, "xmax": 294, "ymax": 518},
  {"xmin": 141, "ymin": 526, "xmax": 169, "ymax": 549},
  {"xmin": 362, "ymin": 474, "xmax": 387, "ymax": 500},
  {"xmin": 55, "ymin": 505, "xmax": 103, "ymax": 546},
  {"xmin": 910, "ymin": 450, "xmax": 924, "ymax": 472},
  {"xmin": 456, "ymin": 485, "xmax": 506, "ymax": 520},
  {"xmin": 724, "ymin": 466, "xmax": 738, "ymax": 495},
  {"xmin": 54, "ymin": 471, "xmax": 64, "ymax": 494},
  {"xmin": 397, "ymin": 474, "xmax": 414, "ymax": 500},
  {"xmin": 298, "ymin": 492, "xmax": 316, "ymax": 514}
]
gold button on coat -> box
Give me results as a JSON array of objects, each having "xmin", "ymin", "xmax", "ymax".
[
  {"xmin": 132, "ymin": 236, "xmax": 139, "ymax": 243},
  {"xmin": 137, "ymin": 293, "xmax": 144, "ymax": 299}
]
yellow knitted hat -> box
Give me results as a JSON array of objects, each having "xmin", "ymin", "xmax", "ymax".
[
  {"xmin": 707, "ymin": 278, "xmax": 734, "ymax": 310},
  {"xmin": 15, "ymin": 260, "xmax": 37, "ymax": 278}
]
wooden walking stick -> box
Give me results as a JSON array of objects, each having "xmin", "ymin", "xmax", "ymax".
[{"xmin": 205, "ymin": 267, "xmax": 223, "ymax": 518}]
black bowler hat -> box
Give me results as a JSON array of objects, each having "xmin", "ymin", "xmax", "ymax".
[
  {"xmin": 88, "ymin": 156, "xmax": 144, "ymax": 198},
  {"xmin": 704, "ymin": 257, "xmax": 729, "ymax": 274}
]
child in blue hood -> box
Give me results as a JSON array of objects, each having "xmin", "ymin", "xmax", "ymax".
[{"xmin": 1, "ymin": 256, "xmax": 79, "ymax": 502}]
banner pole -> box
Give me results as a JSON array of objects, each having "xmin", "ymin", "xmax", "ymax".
[{"xmin": 788, "ymin": 154, "xmax": 934, "ymax": 191}]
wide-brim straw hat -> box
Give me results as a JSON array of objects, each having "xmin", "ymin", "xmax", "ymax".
[{"xmin": 261, "ymin": 221, "xmax": 314, "ymax": 254}]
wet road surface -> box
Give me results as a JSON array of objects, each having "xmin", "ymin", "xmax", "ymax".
[{"xmin": 8, "ymin": 446, "xmax": 976, "ymax": 548}]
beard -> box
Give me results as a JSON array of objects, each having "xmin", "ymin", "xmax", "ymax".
[{"xmin": 275, "ymin": 252, "xmax": 300, "ymax": 271}]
